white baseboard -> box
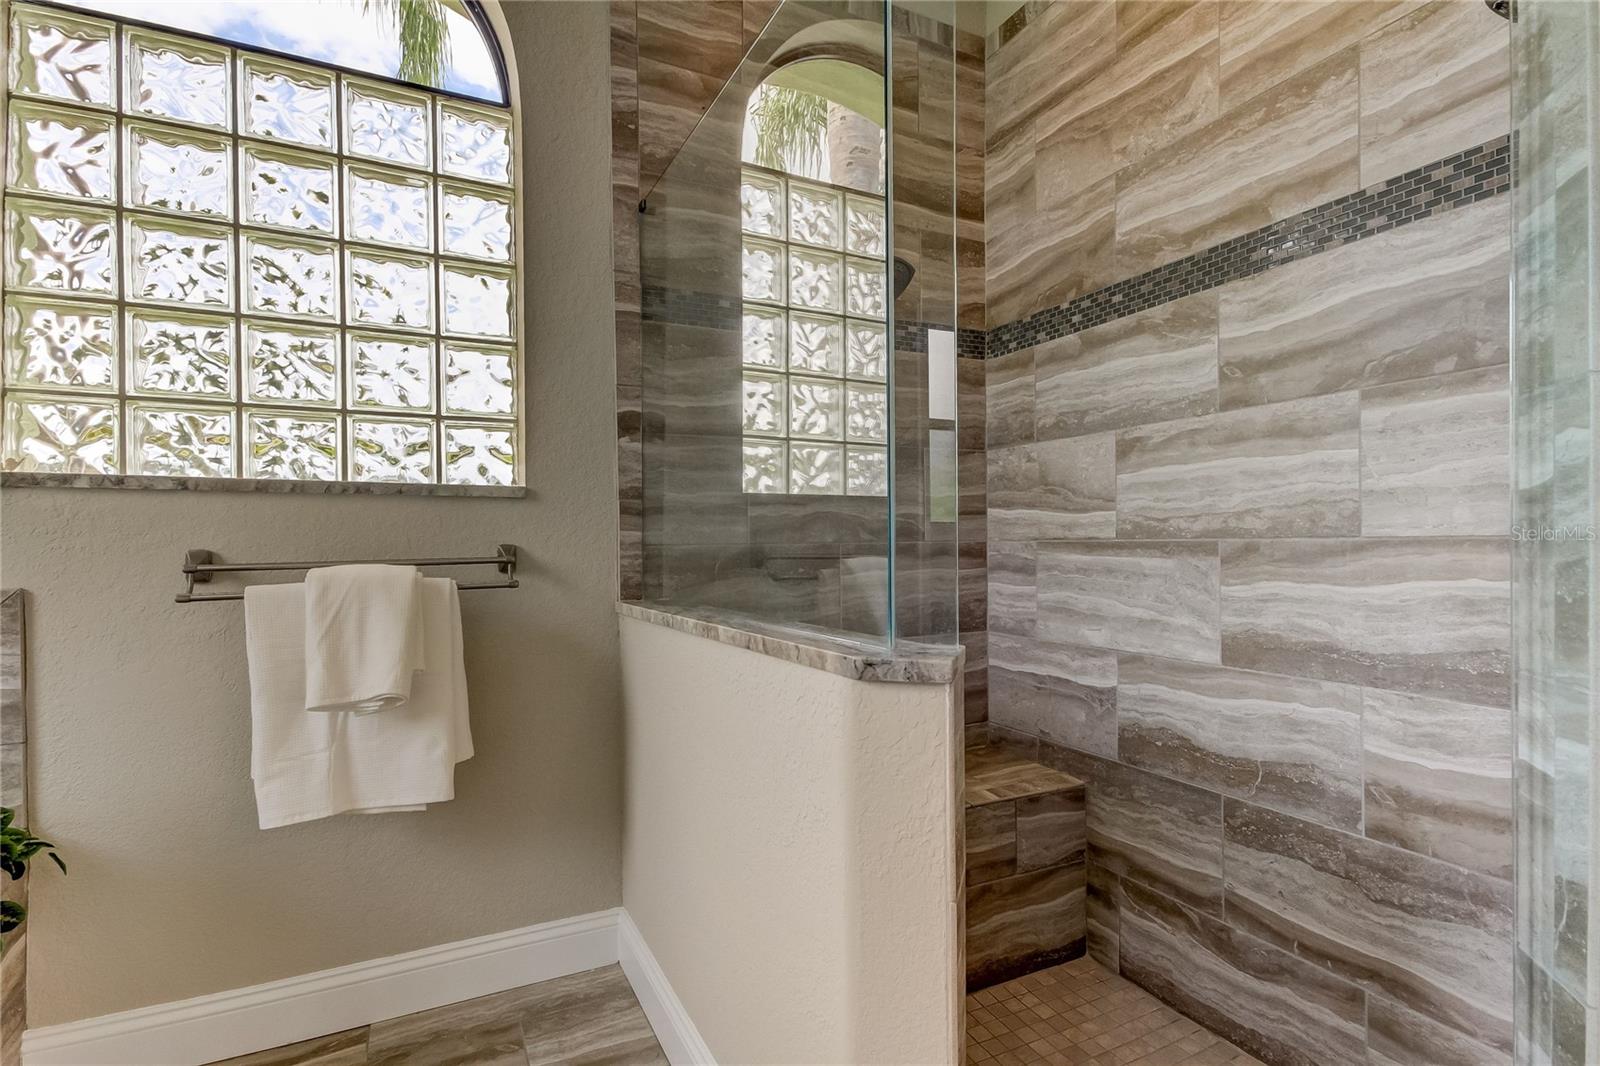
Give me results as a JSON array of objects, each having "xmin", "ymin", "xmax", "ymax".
[
  {"xmin": 22, "ymin": 909, "xmax": 622, "ymax": 1066},
  {"xmin": 617, "ymin": 911, "xmax": 715, "ymax": 1065}
]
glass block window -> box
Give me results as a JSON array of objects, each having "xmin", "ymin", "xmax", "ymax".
[
  {"xmin": 1, "ymin": 4, "xmax": 519, "ymax": 487},
  {"xmin": 739, "ymin": 165, "xmax": 887, "ymax": 497}
]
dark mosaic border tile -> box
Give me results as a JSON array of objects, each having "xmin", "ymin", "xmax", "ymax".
[{"xmin": 984, "ymin": 135, "xmax": 1512, "ymax": 359}]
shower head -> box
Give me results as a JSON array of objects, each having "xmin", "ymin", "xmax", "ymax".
[
  {"xmin": 1484, "ymin": 0, "xmax": 1511, "ymax": 19},
  {"xmin": 893, "ymin": 256, "xmax": 916, "ymax": 299}
]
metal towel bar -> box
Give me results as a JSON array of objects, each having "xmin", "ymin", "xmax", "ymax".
[{"xmin": 175, "ymin": 545, "xmax": 519, "ymax": 603}]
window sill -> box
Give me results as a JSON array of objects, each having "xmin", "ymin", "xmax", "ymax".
[{"xmin": 0, "ymin": 472, "xmax": 527, "ymax": 498}]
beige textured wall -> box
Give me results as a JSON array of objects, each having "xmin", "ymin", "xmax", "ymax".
[
  {"xmin": 0, "ymin": 0, "xmax": 622, "ymax": 1027},
  {"xmin": 619, "ymin": 616, "xmax": 962, "ymax": 1065}
]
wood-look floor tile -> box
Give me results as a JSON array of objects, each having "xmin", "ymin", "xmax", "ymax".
[
  {"xmin": 520, "ymin": 966, "xmax": 663, "ymax": 1066},
  {"xmin": 209, "ymin": 1028, "xmax": 368, "ymax": 1066}
]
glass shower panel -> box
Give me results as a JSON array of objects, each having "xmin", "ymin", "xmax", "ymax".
[
  {"xmin": 1511, "ymin": 1, "xmax": 1599, "ymax": 1062},
  {"xmin": 637, "ymin": 0, "xmax": 958, "ymax": 646}
]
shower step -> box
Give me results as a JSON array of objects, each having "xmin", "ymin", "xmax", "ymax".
[{"xmin": 964, "ymin": 737, "xmax": 1087, "ymax": 992}]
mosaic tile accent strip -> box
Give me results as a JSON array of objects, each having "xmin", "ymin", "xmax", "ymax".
[
  {"xmin": 958, "ymin": 327, "xmax": 987, "ymax": 360},
  {"xmin": 985, "ymin": 136, "xmax": 1511, "ymax": 360}
]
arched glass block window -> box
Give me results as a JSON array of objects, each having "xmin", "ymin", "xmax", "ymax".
[
  {"xmin": 738, "ymin": 67, "xmax": 888, "ymax": 498},
  {"xmin": 2, "ymin": 1, "xmax": 520, "ymax": 487}
]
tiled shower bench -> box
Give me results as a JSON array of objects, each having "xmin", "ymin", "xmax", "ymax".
[{"xmin": 964, "ymin": 736, "xmax": 1088, "ymax": 990}]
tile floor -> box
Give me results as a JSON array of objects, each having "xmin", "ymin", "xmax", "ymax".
[
  {"xmin": 208, "ymin": 964, "xmax": 666, "ymax": 1066},
  {"xmin": 966, "ymin": 957, "xmax": 1265, "ymax": 1066}
]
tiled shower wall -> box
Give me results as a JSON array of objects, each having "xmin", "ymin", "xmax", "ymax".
[{"xmin": 979, "ymin": 2, "xmax": 1516, "ymax": 1065}]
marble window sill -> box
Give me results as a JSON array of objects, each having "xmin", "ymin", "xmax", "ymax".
[
  {"xmin": 617, "ymin": 600, "xmax": 963, "ymax": 684},
  {"xmin": 0, "ymin": 472, "xmax": 528, "ymax": 499}
]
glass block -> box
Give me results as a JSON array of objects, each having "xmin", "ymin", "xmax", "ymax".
[
  {"xmin": 442, "ymin": 264, "xmax": 513, "ymax": 339},
  {"xmin": 246, "ymin": 409, "xmax": 339, "ymax": 480},
  {"xmin": 740, "ymin": 171, "xmax": 784, "ymax": 238},
  {"xmin": 789, "ymin": 249, "xmax": 842, "ymax": 311},
  {"xmin": 242, "ymin": 143, "xmax": 337, "ymax": 234},
  {"xmin": 350, "ymin": 417, "xmax": 433, "ymax": 483},
  {"xmin": 440, "ymin": 182, "xmax": 512, "ymax": 262},
  {"xmin": 742, "ymin": 440, "xmax": 785, "ymax": 494},
  {"xmin": 239, "ymin": 54, "xmax": 334, "ymax": 150},
  {"xmin": 788, "ymin": 181, "xmax": 842, "ymax": 249},
  {"xmin": 443, "ymin": 423, "xmax": 514, "ymax": 486},
  {"xmin": 846, "ymin": 321, "xmax": 887, "ymax": 381},
  {"xmin": 8, "ymin": 6, "xmax": 114, "ymax": 109},
  {"xmin": 127, "ymin": 309, "xmax": 233, "ymax": 397},
  {"xmin": 3, "ymin": 297, "xmax": 116, "ymax": 391},
  {"xmin": 349, "ymin": 331, "xmax": 433, "ymax": 411},
  {"xmin": 344, "ymin": 78, "xmax": 430, "ymax": 169},
  {"xmin": 6, "ymin": 100, "xmax": 115, "ymax": 201},
  {"xmin": 788, "ymin": 313, "xmax": 844, "ymax": 376},
  {"xmin": 846, "ymin": 258, "xmax": 887, "ymax": 319},
  {"xmin": 845, "ymin": 196, "xmax": 886, "ymax": 256},
  {"xmin": 125, "ymin": 28, "xmax": 230, "ymax": 130},
  {"xmin": 1, "ymin": 393, "xmax": 117, "ymax": 473},
  {"xmin": 439, "ymin": 99, "xmax": 512, "ymax": 184},
  {"xmin": 743, "ymin": 373, "xmax": 785, "ymax": 436},
  {"xmin": 846, "ymin": 445, "xmax": 888, "ymax": 496},
  {"xmin": 742, "ymin": 238, "xmax": 784, "ymax": 303},
  {"xmin": 125, "ymin": 120, "xmax": 230, "ymax": 218},
  {"xmin": 125, "ymin": 215, "xmax": 231, "ymax": 307},
  {"xmin": 127, "ymin": 402, "xmax": 233, "ymax": 477},
  {"xmin": 741, "ymin": 307, "xmax": 784, "ymax": 368},
  {"xmin": 244, "ymin": 232, "xmax": 338, "ymax": 319},
  {"xmin": 846, "ymin": 383, "xmax": 887, "ymax": 443},
  {"xmin": 4, "ymin": 198, "xmax": 116, "ymax": 295},
  {"xmin": 245, "ymin": 321, "xmax": 337, "ymax": 406},
  {"xmin": 347, "ymin": 248, "xmax": 431, "ymax": 330},
  {"xmin": 789, "ymin": 378, "xmax": 844, "ymax": 440},
  {"xmin": 444, "ymin": 343, "xmax": 514, "ymax": 416},
  {"xmin": 788, "ymin": 442, "xmax": 843, "ymax": 495},
  {"xmin": 345, "ymin": 163, "xmax": 433, "ymax": 251}
]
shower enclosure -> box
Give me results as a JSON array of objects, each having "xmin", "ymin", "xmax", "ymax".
[
  {"xmin": 635, "ymin": 0, "xmax": 958, "ymax": 648},
  {"xmin": 1511, "ymin": 0, "xmax": 1599, "ymax": 1061}
]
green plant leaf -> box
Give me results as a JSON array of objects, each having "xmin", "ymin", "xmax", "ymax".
[
  {"xmin": 362, "ymin": 0, "xmax": 452, "ymax": 88},
  {"xmin": 0, "ymin": 899, "xmax": 23, "ymax": 934}
]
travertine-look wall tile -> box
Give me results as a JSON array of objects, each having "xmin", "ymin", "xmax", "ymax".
[
  {"xmin": 1366, "ymin": 992, "xmax": 1514, "ymax": 1066},
  {"xmin": 1086, "ymin": 865, "xmax": 1120, "ymax": 969},
  {"xmin": 636, "ymin": 2, "xmax": 743, "ymax": 190},
  {"xmin": 967, "ymin": 802, "xmax": 1018, "ymax": 886},
  {"xmin": 1046, "ymin": 748, "xmax": 1225, "ymax": 916},
  {"xmin": 988, "ymin": 434, "xmax": 1116, "ymax": 541},
  {"xmin": 1115, "ymin": 391, "xmax": 1361, "ymax": 538},
  {"xmin": 1117, "ymin": 656, "xmax": 1363, "ymax": 831},
  {"xmin": 1218, "ymin": 0, "xmax": 1425, "ymax": 113},
  {"xmin": 986, "ymin": 348, "xmax": 1036, "ymax": 449},
  {"xmin": 1117, "ymin": 878, "xmax": 1368, "ymax": 1066},
  {"xmin": 1017, "ymin": 790, "xmax": 1087, "ymax": 873},
  {"xmin": 1363, "ymin": 688, "xmax": 1513, "ymax": 880},
  {"xmin": 1358, "ymin": 0, "xmax": 1510, "ymax": 188},
  {"xmin": 1218, "ymin": 194, "xmax": 1509, "ymax": 409},
  {"xmin": 1038, "ymin": 541, "xmax": 1221, "ymax": 665},
  {"xmin": 1035, "ymin": 293, "xmax": 1219, "ymax": 441},
  {"xmin": 1220, "ymin": 537, "xmax": 1510, "ymax": 707},
  {"xmin": 1360, "ymin": 365, "xmax": 1510, "ymax": 537},
  {"xmin": 989, "ymin": 633, "xmax": 1117, "ymax": 758},
  {"xmin": 966, "ymin": 862, "xmax": 1088, "ymax": 989},
  {"xmin": 987, "ymin": 541, "xmax": 1037, "ymax": 638},
  {"xmin": 1223, "ymin": 799, "xmax": 1514, "ymax": 1057},
  {"xmin": 1115, "ymin": 50, "xmax": 1360, "ymax": 279},
  {"xmin": 985, "ymin": 0, "xmax": 1115, "ymax": 148}
]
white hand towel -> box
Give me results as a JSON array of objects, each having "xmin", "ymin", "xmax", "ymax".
[
  {"xmin": 333, "ymin": 577, "xmax": 473, "ymax": 812},
  {"xmin": 246, "ymin": 583, "xmax": 340, "ymax": 829},
  {"xmin": 246, "ymin": 579, "xmax": 471, "ymax": 830},
  {"xmin": 304, "ymin": 564, "xmax": 423, "ymax": 713}
]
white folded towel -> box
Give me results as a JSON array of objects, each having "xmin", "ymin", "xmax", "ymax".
[
  {"xmin": 245, "ymin": 578, "xmax": 472, "ymax": 830},
  {"xmin": 303, "ymin": 564, "xmax": 423, "ymax": 713}
]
